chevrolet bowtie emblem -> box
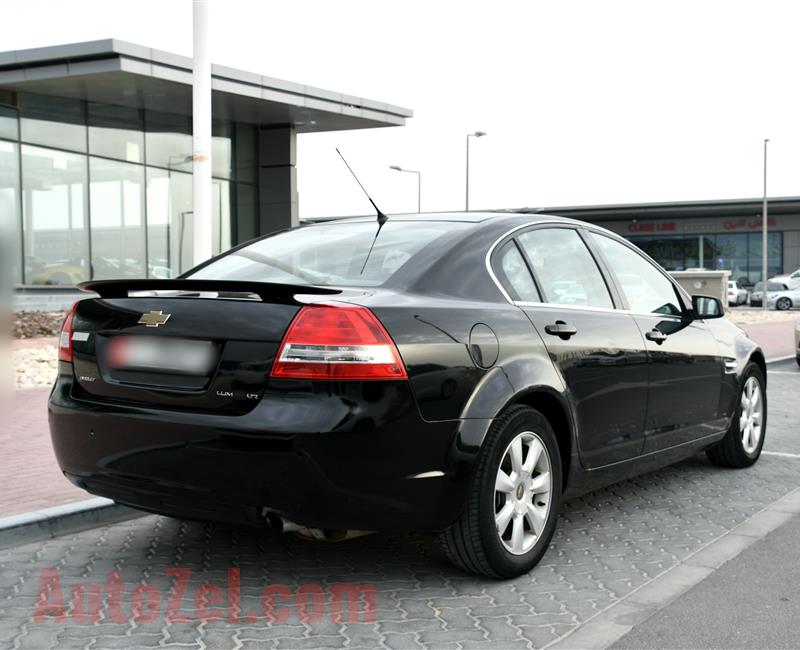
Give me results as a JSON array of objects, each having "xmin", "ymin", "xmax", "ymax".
[{"xmin": 138, "ymin": 310, "xmax": 171, "ymax": 328}]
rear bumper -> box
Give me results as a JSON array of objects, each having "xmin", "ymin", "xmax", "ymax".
[{"xmin": 48, "ymin": 373, "xmax": 474, "ymax": 532}]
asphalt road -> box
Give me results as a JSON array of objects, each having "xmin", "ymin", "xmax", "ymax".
[
  {"xmin": 613, "ymin": 358, "xmax": 800, "ymax": 650},
  {"xmin": 1, "ymin": 363, "xmax": 799, "ymax": 649},
  {"xmin": 612, "ymin": 512, "xmax": 800, "ymax": 649}
]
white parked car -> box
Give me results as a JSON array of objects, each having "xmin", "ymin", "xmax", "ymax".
[
  {"xmin": 771, "ymin": 269, "xmax": 800, "ymax": 290},
  {"xmin": 795, "ymin": 315, "xmax": 800, "ymax": 367},
  {"xmin": 727, "ymin": 280, "xmax": 748, "ymax": 306},
  {"xmin": 750, "ymin": 281, "xmax": 800, "ymax": 310}
]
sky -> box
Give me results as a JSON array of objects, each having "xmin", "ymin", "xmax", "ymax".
[{"xmin": 3, "ymin": 0, "xmax": 800, "ymax": 218}]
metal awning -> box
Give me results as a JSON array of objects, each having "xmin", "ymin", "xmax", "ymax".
[{"xmin": 0, "ymin": 39, "xmax": 412, "ymax": 132}]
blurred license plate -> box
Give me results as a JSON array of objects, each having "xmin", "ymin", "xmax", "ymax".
[{"xmin": 107, "ymin": 336, "xmax": 216, "ymax": 375}]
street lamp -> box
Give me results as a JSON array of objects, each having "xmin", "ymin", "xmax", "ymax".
[
  {"xmin": 762, "ymin": 138, "xmax": 769, "ymax": 312},
  {"xmin": 465, "ymin": 131, "xmax": 487, "ymax": 211},
  {"xmin": 389, "ymin": 165, "xmax": 421, "ymax": 213}
]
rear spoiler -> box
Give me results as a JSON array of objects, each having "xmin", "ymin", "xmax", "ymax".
[{"xmin": 78, "ymin": 279, "xmax": 340, "ymax": 303}]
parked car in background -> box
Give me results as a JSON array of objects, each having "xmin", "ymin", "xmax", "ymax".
[
  {"xmin": 727, "ymin": 280, "xmax": 748, "ymax": 306},
  {"xmin": 771, "ymin": 269, "xmax": 800, "ymax": 290},
  {"xmin": 750, "ymin": 281, "xmax": 800, "ymax": 310},
  {"xmin": 796, "ymin": 315, "xmax": 800, "ymax": 367}
]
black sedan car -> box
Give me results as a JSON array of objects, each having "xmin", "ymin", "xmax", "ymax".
[{"xmin": 49, "ymin": 213, "xmax": 767, "ymax": 578}]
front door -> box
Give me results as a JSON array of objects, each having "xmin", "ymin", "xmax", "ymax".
[{"xmin": 587, "ymin": 232, "xmax": 725, "ymax": 453}]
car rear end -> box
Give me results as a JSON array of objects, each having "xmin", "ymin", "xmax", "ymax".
[{"xmin": 48, "ymin": 219, "xmax": 478, "ymax": 533}]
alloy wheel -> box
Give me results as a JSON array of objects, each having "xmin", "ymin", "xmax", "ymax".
[
  {"xmin": 740, "ymin": 376, "xmax": 763, "ymax": 454},
  {"xmin": 494, "ymin": 431, "xmax": 552, "ymax": 555}
]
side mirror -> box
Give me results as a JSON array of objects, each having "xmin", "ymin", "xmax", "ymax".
[{"xmin": 692, "ymin": 295, "xmax": 724, "ymax": 320}]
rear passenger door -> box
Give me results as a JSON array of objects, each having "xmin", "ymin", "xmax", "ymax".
[
  {"xmin": 496, "ymin": 226, "xmax": 650, "ymax": 469},
  {"xmin": 587, "ymin": 232, "xmax": 726, "ymax": 452}
]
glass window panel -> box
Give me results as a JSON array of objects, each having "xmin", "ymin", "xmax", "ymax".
[
  {"xmin": 88, "ymin": 103, "xmax": 144, "ymax": 163},
  {"xmin": 212, "ymin": 179, "xmax": 231, "ymax": 254},
  {"xmin": 0, "ymin": 105, "xmax": 18, "ymax": 141},
  {"xmin": 495, "ymin": 240, "xmax": 540, "ymax": 302},
  {"xmin": 592, "ymin": 233, "xmax": 683, "ymax": 315},
  {"xmin": 20, "ymin": 93, "xmax": 86, "ymax": 152},
  {"xmin": 713, "ymin": 233, "xmax": 749, "ymax": 286},
  {"xmin": 21, "ymin": 145, "xmax": 89, "ymax": 285},
  {"xmin": 212, "ymin": 121, "xmax": 233, "ymax": 179},
  {"xmin": 189, "ymin": 221, "xmax": 469, "ymax": 287},
  {"xmin": 517, "ymin": 228, "xmax": 613, "ymax": 309},
  {"xmin": 0, "ymin": 140, "xmax": 21, "ymax": 284},
  {"xmin": 145, "ymin": 110, "xmax": 192, "ymax": 171},
  {"xmin": 146, "ymin": 167, "xmax": 192, "ymax": 278},
  {"xmin": 747, "ymin": 231, "xmax": 783, "ymax": 282},
  {"xmin": 89, "ymin": 158, "xmax": 146, "ymax": 280}
]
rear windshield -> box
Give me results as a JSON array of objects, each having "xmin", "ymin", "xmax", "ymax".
[{"xmin": 188, "ymin": 220, "xmax": 468, "ymax": 287}]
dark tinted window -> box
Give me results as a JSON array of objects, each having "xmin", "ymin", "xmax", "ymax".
[
  {"xmin": 592, "ymin": 233, "xmax": 682, "ymax": 315},
  {"xmin": 516, "ymin": 228, "xmax": 612, "ymax": 309},
  {"xmin": 495, "ymin": 241, "xmax": 540, "ymax": 302},
  {"xmin": 190, "ymin": 221, "xmax": 468, "ymax": 287}
]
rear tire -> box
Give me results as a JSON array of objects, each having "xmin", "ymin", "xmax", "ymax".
[
  {"xmin": 440, "ymin": 405, "xmax": 562, "ymax": 578},
  {"xmin": 707, "ymin": 363, "xmax": 766, "ymax": 468}
]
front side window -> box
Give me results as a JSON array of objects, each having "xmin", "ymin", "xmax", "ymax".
[
  {"xmin": 591, "ymin": 233, "xmax": 683, "ymax": 316},
  {"xmin": 516, "ymin": 228, "xmax": 613, "ymax": 309}
]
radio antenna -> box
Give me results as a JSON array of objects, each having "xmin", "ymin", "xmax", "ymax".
[{"xmin": 335, "ymin": 148, "xmax": 389, "ymax": 273}]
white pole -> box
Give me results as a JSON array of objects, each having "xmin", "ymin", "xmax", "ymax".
[
  {"xmin": 762, "ymin": 138, "xmax": 769, "ymax": 312},
  {"xmin": 192, "ymin": 0, "xmax": 213, "ymax": 267}
]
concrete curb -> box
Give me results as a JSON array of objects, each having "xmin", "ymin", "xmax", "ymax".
[
  {"xmin": 545, "ymin": 487, "xmax": 800, "ymax": 650},
  {"xmin": 0, "ymin": 498, "xmax": 145, "ymax": 550},
  {"xmin": 766, "ymin": 354, "xmax": 795, "ymax": 364}
]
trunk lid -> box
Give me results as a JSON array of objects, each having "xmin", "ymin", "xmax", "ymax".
[{"xmin": 68, "ymin": 280, "xmax": 341, "ymax": 413}]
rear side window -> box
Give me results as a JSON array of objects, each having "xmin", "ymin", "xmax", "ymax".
[
  {"xmin": 495, "ymin": 241, "xmax": 540, "ymax": 302},
  {"xmin": 189, "ymin": 221, "xmax": 468, "ymax": 287},
  {"xmin": 591, "ymin": 233, "xmax": 683, "ymax": 315},
  {"xmin": 516, "ymin": 228, "xmax": 613, "ymax": 309}
]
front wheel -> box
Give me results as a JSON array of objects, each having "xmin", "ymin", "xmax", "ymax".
[
  {"xmin": 440, "ymin": 405, "xmax": 562, "ymax": 578},
  {"xmin": 776, "ymin": 297, "xmax": 792, "ymax": 311},
  {"xmin": 707, "ymin": 363, "xmax": 766, "ymax": 468}
]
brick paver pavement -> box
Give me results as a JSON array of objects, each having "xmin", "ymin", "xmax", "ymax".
[
  {"xmin": 0, "ymin": 367, "xmax": 798, "ymax": 649},
  {"xmin": 740, "ymin": 319, "xmax": 796, "ymax": 359},
  {"xmin": 0, "ymin": 387, "xmax": 86, "ymax": 517}
]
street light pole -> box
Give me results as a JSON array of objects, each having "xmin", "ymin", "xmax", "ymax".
[
  {"xmin": 389, "ymin": 166, "xmax": 421, "ymax": 213},
  {"xmin": 192, "ymin": 0, "xmax": 213, "ymax": 268},
  {"xmin": 762, "ymin": 138, "xmax": 769, "ymax": 312},
  {"xmin": 465, "ymin": 131, "xmax": 486, "ymax": 211}
]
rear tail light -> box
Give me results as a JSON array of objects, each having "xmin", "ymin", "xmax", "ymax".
[
  {"xmin": 270, "ymin": 302, "xmax": 407, "ymax": 380},
  {"xmin": 58, "ymin": 302, "xmax": 79, "ymax": 363}
]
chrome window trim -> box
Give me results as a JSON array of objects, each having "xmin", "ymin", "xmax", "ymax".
[
  {"xmin": 512, "ymin": 300, "xmax": 685, "ymax": 321},
  {"xmin": 484, "ymin": 220, "xmax": 579, "ymax": 304},
  {"xmin": 485, "ymin": 219, "xmax": 690, "ymax": 315}
]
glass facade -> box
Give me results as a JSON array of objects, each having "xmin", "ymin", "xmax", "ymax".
[
  {"xmin": 629, "ymin": 232, "xmax": 783, "ymax": 287},
  {"xmin": 2, "ymin": 91, "xmax": 257, "ymax": 285}
]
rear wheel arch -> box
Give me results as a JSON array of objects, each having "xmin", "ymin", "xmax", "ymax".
[{"xmin": 508, "ymin": 389, "xmax": 573, "ymax": 492}]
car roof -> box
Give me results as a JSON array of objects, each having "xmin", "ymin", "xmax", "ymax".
[{"xmin": 304, "ymin": 211, "xmax": 581, "ymax": 227}]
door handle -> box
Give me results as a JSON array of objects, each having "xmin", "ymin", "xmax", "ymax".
[
  {"xmin": 544, "ymin": 321, "xmax": 577, "ymax": 340},
  {"xmin": 645, "ymin": 329, "xmax": 668, "ymax": 344}
]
